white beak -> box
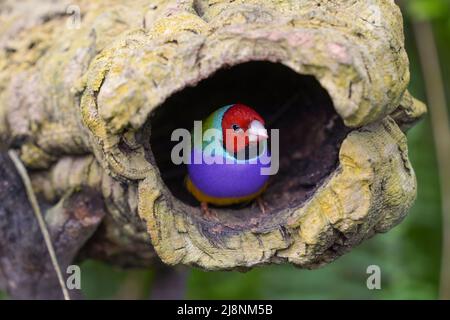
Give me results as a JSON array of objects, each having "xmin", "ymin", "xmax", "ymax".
[{"xmin": 248, "ymin": 120, "xmax": 268, "ymax": 143}]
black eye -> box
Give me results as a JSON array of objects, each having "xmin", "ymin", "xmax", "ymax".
[{"xmin": 232, "ymin": 124, "xmax": 241, "ymax": 131}]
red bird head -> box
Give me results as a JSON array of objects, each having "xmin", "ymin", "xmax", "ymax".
[{"xmin": 221, "ymin": 103, "xmax": 268, "ymax": 154}]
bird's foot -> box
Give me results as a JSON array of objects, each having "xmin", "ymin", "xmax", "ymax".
[
  {"xmin": 257, "ymin": 197, "xmax": 268, "ymax": 215},
  {"xmin": 201, "ymin": 202, "xmax": 218, "ymax": 221}
]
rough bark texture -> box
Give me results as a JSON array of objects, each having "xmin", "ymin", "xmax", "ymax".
[
  {"xmin": 0, "ymin": 152, "xmax": 105, "ymax": 299},
  {"xmin": 0, "ymin": 0, "xmax": 426, "ymax": 275}
]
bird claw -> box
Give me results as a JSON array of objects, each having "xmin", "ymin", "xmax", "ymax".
[
  {"xmin": 201, "ymin": 202, "xmax": 218, "ymax": 221},
  {"xmin": 257, "ymin": 197, "xmax": 268, "ymax": 215}
]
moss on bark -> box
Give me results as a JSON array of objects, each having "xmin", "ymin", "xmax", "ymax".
[{"xmin": 0, "ymin": 0, "xmax": 426, "ymax": 270}]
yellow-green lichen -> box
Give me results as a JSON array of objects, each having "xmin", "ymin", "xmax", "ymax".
[{"xmin": 0, "ymin": 0, "xmax": 426, "ymax": 270}]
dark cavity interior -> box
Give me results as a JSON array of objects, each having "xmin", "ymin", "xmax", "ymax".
[{"xmin": 143, "ymin": 62, "xmax": 349, "ymax": 226}]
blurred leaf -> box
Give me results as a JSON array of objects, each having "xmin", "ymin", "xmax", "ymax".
[
  {"xmin": 80, "ymin": 260, "xmax": 129, "ymax": 299},
  {"xmin": 188, "ymin": 269, "xmax": 263, "ymax": 299},
  {"xmin": 406, "ymin": 0, "xmax": 450, "ymax": 21}
]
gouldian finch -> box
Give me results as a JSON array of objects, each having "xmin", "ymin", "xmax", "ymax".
[{"xmin": 186, "ymin": 103, "xmax": 271, "ymax": 216}]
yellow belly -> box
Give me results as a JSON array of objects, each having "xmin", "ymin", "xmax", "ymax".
[{"xmin": 185, "ymin": 177, "xmax": 267, "ymax": 206}]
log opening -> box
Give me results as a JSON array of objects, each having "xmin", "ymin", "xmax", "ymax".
[{"xmin": 142, "ymin": 61, "xmax": 350, "ymax": 228}]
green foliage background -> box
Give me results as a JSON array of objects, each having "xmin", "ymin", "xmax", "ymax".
[{"xmin": 1, "ymin": 1, "xmax": 448, "ymax": 300}]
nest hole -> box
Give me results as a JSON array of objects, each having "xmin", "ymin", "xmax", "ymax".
[{"xmin": 143, "ymin": 61, "xmax": 349, "ymax": 228}]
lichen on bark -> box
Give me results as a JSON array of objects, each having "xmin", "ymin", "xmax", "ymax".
[{"xmin": 0, "ymin": 0, "xmax": 426, "ymax": 272}]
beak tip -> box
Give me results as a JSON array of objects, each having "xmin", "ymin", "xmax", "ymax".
[{"xmin": 248, "ymin": 120, "xmax": 268, "ymax": 141}]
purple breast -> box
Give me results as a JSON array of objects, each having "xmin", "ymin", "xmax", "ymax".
[{"xmin": 187, "ymin": 148, "xmax": 271, "ymax": 198}]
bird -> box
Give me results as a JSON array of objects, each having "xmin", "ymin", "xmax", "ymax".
[{"xmin": 185, "ymin": 103, "xmax": 271, "ymax": 218}]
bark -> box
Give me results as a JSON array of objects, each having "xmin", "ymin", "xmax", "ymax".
[
  {"xmin": 0, "ymin": 151, "xmax": 105, "ymax": 299},
  {"xmin": 0, "ymin": 0, "xmax": 427, "ymax": 275}
]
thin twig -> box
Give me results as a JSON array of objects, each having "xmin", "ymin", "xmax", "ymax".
[
  {"xmin": 412, "ymin": 21, "xmax": 450, "ymax": 300},
  {"xmin": 8, "ymin": 150, "xmax": 70, "ymax": 300}
]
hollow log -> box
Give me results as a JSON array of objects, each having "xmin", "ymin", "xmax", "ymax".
[{"xmin": 0, "ymin": 0, "xmax": 426, "ymax": 278}]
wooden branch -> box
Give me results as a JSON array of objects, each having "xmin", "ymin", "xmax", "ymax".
[
  {"xmin": 0, "ymin": 152, "xmax": 105, "ymax": 299},
  {"xmin": 0, "ymin": 0, "xmax": 427, "ymax": 273}
]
